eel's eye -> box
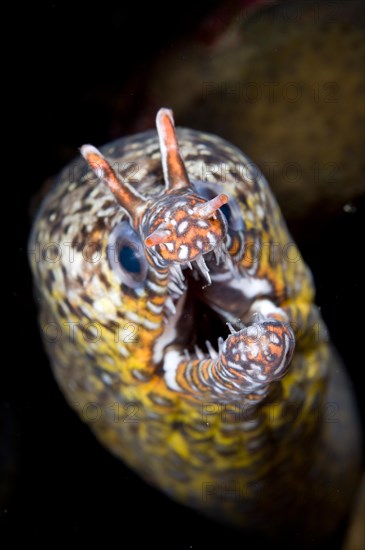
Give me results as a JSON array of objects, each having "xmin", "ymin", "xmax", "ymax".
[
  {"xmin": 219, "ymin": 202, "xmax": 233, "ymax": 226},
  {"xmin": 192, "ymin": 181, "xmax": 245, "ymax": 232},
  {"xmin": 107, "ymin": 221, "xmax": 148, "ymax": 288}
]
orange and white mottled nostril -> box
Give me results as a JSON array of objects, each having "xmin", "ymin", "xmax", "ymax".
[
  {"xmin": 194, "ymin": 193, "xmax": 229, "ymax": 219},
  {"xmin": 145, "ymin": 228, "xmax": 172, "ymax": 248}
]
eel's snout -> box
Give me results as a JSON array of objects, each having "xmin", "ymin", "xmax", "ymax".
[{"xmin": 142, "ymin": 190, "xmax": 229, "ymax": 284}]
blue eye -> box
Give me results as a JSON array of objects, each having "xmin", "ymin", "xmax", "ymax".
[
  {"xmin": 219, "ymin": 202, "xmax": 232, "ymax": 225},
  {"xmin": 118, "ymin": 245, "xmax": 141, "ymax": 274},
  {"xmin": 108, "ymin": 221, "xmax": 147, "ymax": 287}
]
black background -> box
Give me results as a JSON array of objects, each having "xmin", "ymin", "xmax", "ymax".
[{"xmin": 6, "ymin": 1, "xmax": 364, "ymax": 547}]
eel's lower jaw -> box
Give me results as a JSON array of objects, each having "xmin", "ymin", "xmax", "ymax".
[{"xmin": 163, "ymin": 317, "xmax": 295, "ymax": 403}]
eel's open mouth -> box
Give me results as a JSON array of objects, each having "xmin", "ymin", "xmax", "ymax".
[
  {"xmin": 160, "ymin": 246, "xmax": 295, "ymax": 403},
  {"xmin": 170, "ymin": 249, "xmax": 248, "ymax": 357},
  {"xmin": 179, "ymin": 280, "xmax": 229, "ymax": 355}
]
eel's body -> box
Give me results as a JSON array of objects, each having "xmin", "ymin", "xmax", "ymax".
[{"xmin": 29, "ymin": 109, "xmax": 361, "ymax": 543}]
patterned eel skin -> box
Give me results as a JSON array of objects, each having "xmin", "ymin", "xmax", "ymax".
[{"xmin": 29, "ymin": 109, "xmax": 362, "ymax": 543}]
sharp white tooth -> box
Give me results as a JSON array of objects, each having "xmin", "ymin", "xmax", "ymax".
[
  {"xmin": 227, "ymin": 322, "xmax": 237, "ymax": 334},
  {"xmin": 205, "ymin": 340, "xmax": 218, "ymax": 360},
  {"xmin": 165, "ymin": 296, "xmax": 176, "ymax": 314},
  {"xmin": 252, "ymin": 312, "xmax": 265, "ymax": 323},
  {"xmin": 195, "ymin": 255, "xmax": 211, "ymax": 285},
  {"xmin": 226, "ymin": 253, "xmax": 235, "ymax": 275},
  {"xmin": 194, "ymin": 345, "xmax": 205, "ymax": 360},
  {"xmin": 216, "ymin": 244, "xmax": 234, "ymax": 272},
  {"xmin": 236, "ymin": 319, "xmax": 246, "ymax": 331},
  {"xmin": 214, "ymin": 244, "xmax": 226, "ymax": 265},
  {"xmin": 217, "ymin": 337, "xmax": 225, "ymax": 353},
  {"xmin": 184, "ymin": 349, "xmax": 191, "ymax": 361},
  {"xmin": 214, "ymin": 246, "xmax": 221, "ymax": 265},
  {"xmin": 187, "ymin": 261, "xmax": 193, "ymax": 270}
]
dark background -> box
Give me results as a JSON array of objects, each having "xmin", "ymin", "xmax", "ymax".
[{"xmin": 5, "ymin": 1, "xmax": 364, "ymax": 547}]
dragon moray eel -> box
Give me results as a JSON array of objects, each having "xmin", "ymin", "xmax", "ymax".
[{"xmin": 29, "ymin": 109, "xmax": 361, "ymax": 542}]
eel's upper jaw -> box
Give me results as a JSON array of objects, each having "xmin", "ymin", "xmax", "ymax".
[{"xmin": 142, "ymin": 192, "xmax": 230, "ymax": 286}]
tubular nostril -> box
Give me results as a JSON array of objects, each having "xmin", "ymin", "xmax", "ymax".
[
  {"xmin": 145, "ymin": 228, "xmax": 172, "ymax": 248},
  {"xmin": 194, "ymin": 194, "xmax": 229, "ymax": 219}
]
